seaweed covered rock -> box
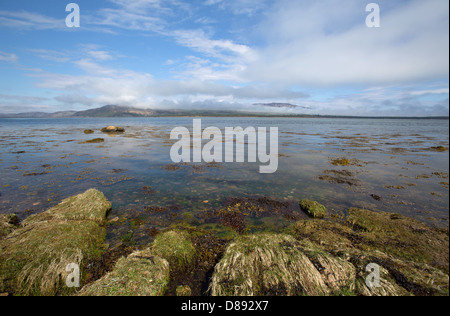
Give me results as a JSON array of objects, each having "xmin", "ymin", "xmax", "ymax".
[
  {"xmin": 210, "ymin": 233, "xmax": 330, "ymax": 296},
  {"xmin": 0, "ymin": 214, "xmax": 19, "ymax": 239},
  {"xmin": 288, "ymin": 208, "xmax": 449, "ymax": 296},
  {"xmin": 78, "ymin": 249, "xmax": 170, "ymax": 296},
  {"xmin": 210, "ymin": 206, "xmax": 449, "ymax": 297},
  {"xmin": 22, "ymin": 189, "xmax": 111, "ymax": 226},
  {"xmin": 152, "ymin": 230, "xmax": 196, "ymax": 271},
  {"xmin": 0, "ymin": 189, "xmax": 111, "ymax": 296},
  {"xmin": 299, "ymin": 199, "xmax": 328, "ymax": 219},
  {"xmin": 346, "ymin": 208, "xmax": 449, "ymax": 270}
]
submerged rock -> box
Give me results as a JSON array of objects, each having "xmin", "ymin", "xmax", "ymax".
[
  {"xmin": 78, "ymin": 249, "xmax": 170, "ymax": 296},
  {"xmin": 430, "ymin": 146, "xmax": 448, "ymax": 152},
  {"xmin": 79, "ymin": 138, "xmax": 105, "ymax": 144},
  {"xmin": 0, "ymin": 189, "xmax": 111, "ymax": 296}
]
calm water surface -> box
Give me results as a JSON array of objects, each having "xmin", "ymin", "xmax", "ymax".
[{"xmin": 0, "ymin": 117, "xmax": 448, "ymax": 246}]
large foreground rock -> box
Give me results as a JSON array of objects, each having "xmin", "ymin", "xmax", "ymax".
[
  {"xmin": 0, "ymin": 189, "xmax": 111, "ymax": 296},
  {"xmin": 210, "ymin": 234, "xmax": 330, "ymax": 296},
  {"xmin": 79, "ymin": 230, "xmax": 195, "ymax": 296},
  {"xmin": 211, "ymin": 208, "xmax": 449, "ymax": 296},
  {"xmin": 78, "ymin": 249, "xmax": 170, "ymax": 296}
]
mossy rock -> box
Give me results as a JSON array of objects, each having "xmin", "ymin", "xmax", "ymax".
[
  {"xmin": 285, "ymin": 208, "xmax": 449, "ymax": 296},
  {"xmin": 23, "ymin": 189, "xmax": 111, "ymax": 226},
  {"xmin": 78, "ymin": 249, "xmax": 170, "ymax": 296},
  {"xmin": 299, "ymin": 199, "xmax": 328, "ymax": 219},
  {"xmin": 152, "ymin": 230, "xmax": 196, "ymax": 271},
  {"xmin": 286, "ymin": 219, "xmax": 354, "ymax": 252},
  {"xmin": 84, "ymin": 130, "xmax": 95, "ymax": 135},
  {"xmin": 210, "ymin": 233, "xmax": 330, "ymax": 296},
  {"xmin": 346, "ymin": 208, "xmax": 449, "ymax": 270},
  {"xmin": 0, "ymin": 214, "xmax": 19, "ymax": 239},
  {"xmin": 0, "ymin": 189, "xmax": 110, "ymax": 296}
]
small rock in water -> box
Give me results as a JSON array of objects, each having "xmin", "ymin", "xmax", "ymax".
[
  {"xmin": 370, "ymin": 194, "xmax": 382, "ymax": 201},
  {"xmin": 101, "ymin": 126, "xmax": 125, "ymax": 134}
]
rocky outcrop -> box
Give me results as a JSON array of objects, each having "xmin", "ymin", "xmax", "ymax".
[
  {"xmin": 210, "ymin": 208, "xmax": 449, "ymax": 296},
  {"xmin": 1, "ymin": 190, "xmax": 448, "ymax": 296},
  {"xmin": 0, "ymin": 189, "xmax": 111, "ymax": 296}
]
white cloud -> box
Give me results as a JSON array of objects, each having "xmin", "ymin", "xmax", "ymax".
[
  {"xmin": 28, "ymin": 49, "xmax": 70, "ymax": 63},
  {"xmin": 87, "ymin": 50, "xmax": 115, "ymax": 61},
  {"xmin": 0, "ymin": 51, "xmax": 18, "ymax": 63},
  {"xmin": 0, "ymin": 10, "xmax": 64, "ymax": 30},
  {"xmin": 244, "ymin": 0, "xmax": 449, "ymax": 86}
]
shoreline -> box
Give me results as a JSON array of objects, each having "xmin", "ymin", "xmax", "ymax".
[{"xmin": 1, "ymin": 189, "xmax": 449, "ymax": 296}]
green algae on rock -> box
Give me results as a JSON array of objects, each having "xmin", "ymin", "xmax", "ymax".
[
  {"xmin": 288, "ymin": 208, "xmax": 449, "ymax": 296},
  {"xmin": 346, "ymin": 208, "xmax": 449, "ymax": 271},
  {"xmin": 78, "ymin": 249, "xmax": 170, "ymax": 296},
  {"xmin": 22, "ymin": 189, "xmax": 111, "ymax": 226},
  {"xmin": 209, "ymin": 205, "xmax": 448, "ymax": 297},
  {"xmin": 152, "ymin": 230, "xmax": 196, "ymax": 271},
  {"xmin": 210, "ymin": 233, "xmax": 329, "ymax": 296},
  {"xmin": 0, "ymin": 189, "xmax": 111, "ymax": 296},
  {"xmin": 299, "ymin": 199, "xmax": 328, "ymax": 219},
  {"xmin": 0, "ymin": 214, "xmax": 19, "ymax": 239}
]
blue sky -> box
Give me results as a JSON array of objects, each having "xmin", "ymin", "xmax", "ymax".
[{"xmin": 0, "ymin": 0, "xmax": 448, "ymax": 116}]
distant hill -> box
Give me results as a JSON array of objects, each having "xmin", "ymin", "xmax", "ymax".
[
  {"xmin": 0, "ymin": 105, "xmax": 448, "ymax": 119},
  {"xmin": 0, "ymin": 111, "xmax": 77, "ymax": 118},
  {"xmin": 253, "ymin": 103, "xmax": 311, "ymax": 110},
  {"xmin": 73, "ymin": 105, "xmax": 156, "ymax": 117}
]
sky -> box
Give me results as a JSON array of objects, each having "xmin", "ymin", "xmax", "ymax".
[{"xmin": 0, "ymin": 0, "xmax": 448, "ymax": 116}]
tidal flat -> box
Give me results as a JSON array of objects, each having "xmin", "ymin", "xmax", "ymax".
[{"xmin": 0, "ymin": 117, "xmax": 449, "ymax": 249}]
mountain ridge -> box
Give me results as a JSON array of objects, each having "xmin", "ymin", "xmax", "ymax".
[{"xmin": 0, "ymin": 105, "xmax": 447, "ymax": 119}]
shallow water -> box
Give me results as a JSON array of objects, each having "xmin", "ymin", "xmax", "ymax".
[{"xmin": 0, "ymin": 117, "xmax": 448, "ymax": 246}]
